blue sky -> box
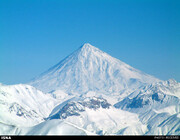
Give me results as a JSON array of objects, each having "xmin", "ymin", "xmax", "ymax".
[{"xmin": 0, "ymin": 0, "xmax": 180, "ymax": 84}]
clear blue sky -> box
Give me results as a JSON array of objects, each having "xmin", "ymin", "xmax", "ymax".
[{"xmin": 0, "ymin": 0, "xmax": 180, "ymax": 84}]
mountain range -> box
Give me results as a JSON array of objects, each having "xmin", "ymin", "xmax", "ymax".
[{"xmin": 0, "ymin": 43, "xmax": 179, "ymax": 135}]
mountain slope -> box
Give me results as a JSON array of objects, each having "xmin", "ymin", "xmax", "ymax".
[
  {"xmin": 114, "ymin": 79, "xmax": 180, "ymax": 112},
  {"xmin": 0, "ymin": 120, "xmax": 93, "ymax": 135},
  {"xmin": 114, "ymin": 79, "xmax": 180, "ymax": 135},
  {"xmin": 47, "ymin": 97, "xmax": 147, "ymax": 135},
  {"xmin": 0, "ymin": 84, "xmax": 58, "ymax": 127},
  {"xmin": 29, "ymin": 43, "xmax": 160, "ymax": 96}
]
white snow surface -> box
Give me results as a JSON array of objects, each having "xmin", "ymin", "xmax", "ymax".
[
  {"xmin": 114, "ymin": 79, "xmax": 180, "ymax": 135},
  {"xmin": 63, "ymin": 107, "xmax": 147, "ymax": 135},
  {"xmin": 0, "ymin": 120, "xmax": 93, "ymax": 135},
  {"xmin": 0, "ymin": 84, "xmax": 59, "ymax": 127}
]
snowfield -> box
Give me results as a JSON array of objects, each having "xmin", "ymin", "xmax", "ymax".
[
  {"xmin": 0, "ymin": 120, "xmax": 93, "ymax": 135},
  {"xmin": 0, "ymin": 43, "xmax": 179, "ymax": 135}
]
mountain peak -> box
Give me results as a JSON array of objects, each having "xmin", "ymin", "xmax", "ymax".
[
  {"xmin": 81, "ymin": 43, "xmax": 94, "ymax": 49},
  {"xmin": 79, "ymin": 43, "xmax": 100, "ymax": 54},
  {"xmin": 77, "ymin": 43, "xmax": 110, "ymax": 61}
]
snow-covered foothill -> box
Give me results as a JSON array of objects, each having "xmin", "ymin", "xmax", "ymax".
[
  {"xmin": 0, "ymin": 120, "xmax": 93, "ymax": 135},
  {"xmin": 0, "ymin": 84, "xmax": 59, "ymax": 127}
]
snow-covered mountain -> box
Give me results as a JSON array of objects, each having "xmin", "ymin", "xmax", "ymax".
[
  {"xmin": 0, "ymin": 119, "xmax": 93, "ymax": 135},
  {"xmin": 45, "ymin": 80, "xmax": 180, "ymax": 135},
  {"xmin": 48, "ymin": 97, "xmax": 111, "ymax": 120},
  {"xmin": 114, "ymin": 79, "xmax": 180, "ymax": 135},
  {"xmin": 1, "ymin": 43, "xmax": 179, "ymax": 135},
  {"xmin": 114, "ymin": 79, "xmax": 180, "ymax": 112},
  {"xmin": 0, "ymin": 84, "xmax": 58, "ymax": 127},
  {"xmin": 29, "ymin": 43, "xmax": 160, "ymax": 96},
  {"xmin": 0, "ymin": 84, "xmax": 86, "ymax": 135},
  {"xmin": 47, "ymin": 96, "xmax": 147, "ymax": 135}
]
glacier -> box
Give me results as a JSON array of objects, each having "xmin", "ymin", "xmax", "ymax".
[{"xmin": 0, "ymin": 43, "xmax": 179, "ymax": 135}]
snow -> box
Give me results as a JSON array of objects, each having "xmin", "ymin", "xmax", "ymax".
[
  {"xmin": 0, "ymin": 120, "xmax": 93, "ymax": 135},
  {"xmin": 0, "ymin": 84, "xmax": 60, "ymax": 127},
  {"xmin": 50, "ymin": 89, "xmax": 70, "ymax": 100},
  {"xmin": 64, "ymin": 107, "xmax": 146, "ymax": 135},
  {"xmin": 20, "ymin": 120, "xmax": 92, "ymax": 135},
  {"xmin": 153, "ymin": 106, "xmax": 178, "ymax": 115},
  {"xmin": 114, "ymin": 79, "xmax": 180, "ymax": 135}
]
